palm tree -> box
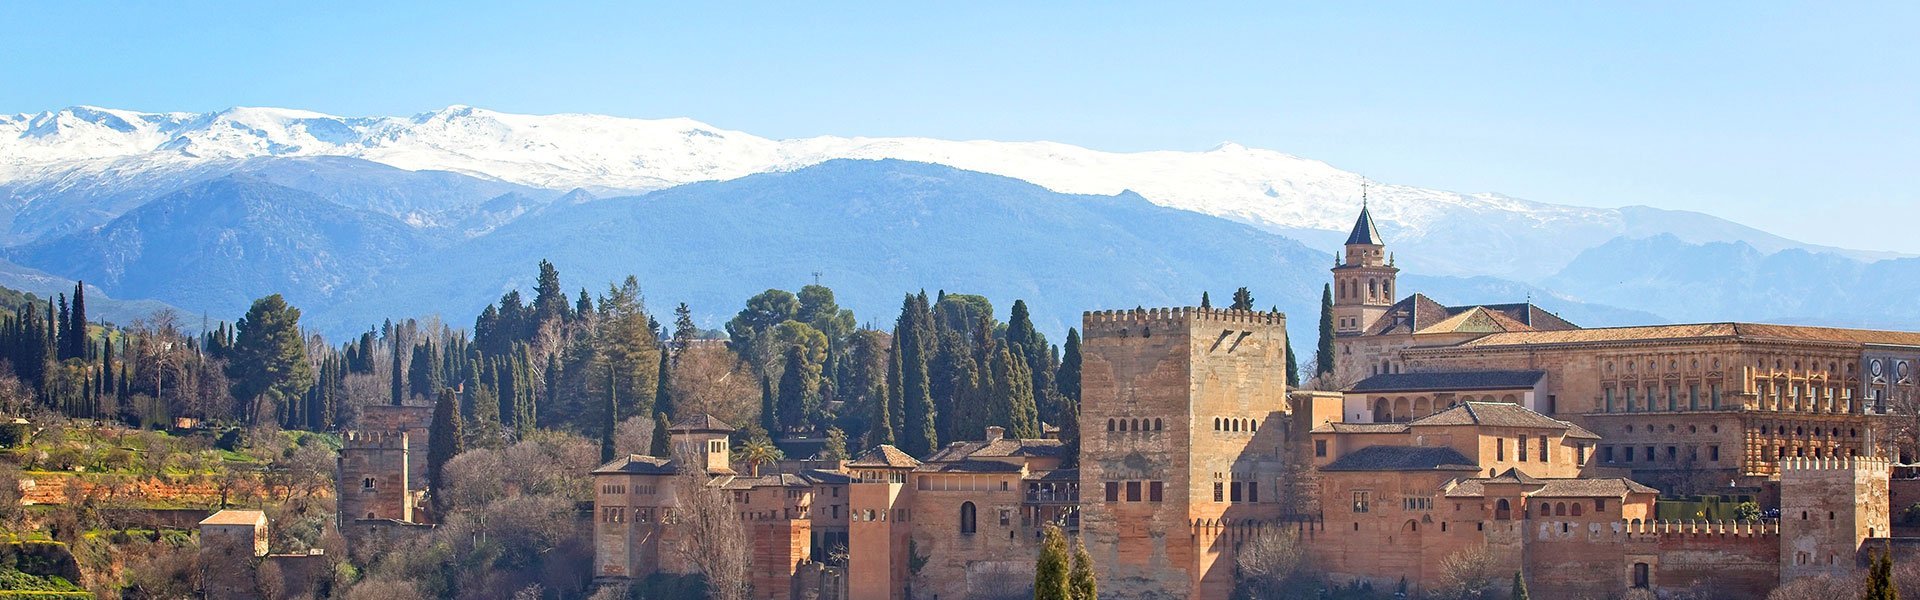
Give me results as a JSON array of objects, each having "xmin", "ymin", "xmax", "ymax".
[{"xmin": 735, "ymin": 437, "xmax": 784, "ymax": 476}]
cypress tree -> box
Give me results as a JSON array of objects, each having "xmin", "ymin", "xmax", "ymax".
[
  {"xmin": 428, "ymin": 388, "xmax": 463, "ymax": 512},
  {"xmin": 991, "ymin": 347, "xmax": 1040, "ymax": 439},
  {"xmin": 872, "ymin": 344, "xmax": 899, "ymax": 448},
  {"xmin": 1510, "ymin": 572, "xmax": 1528, "ymax": 600},
  {"xmin": 1034, "ymin": 524, "xmax": 1071, "ymax": 600},
  {"xmin": 1069, "ymin": 537, "xmax": 1097, "ymax": 600},
  {"xmin": 898, "ymin": 294, "xmax": 937, "ymax": 457},
  {"xmin": 54, "ymin": 294, "xmax": 69, "ymax": 361},
  {"xmin": 760, "ymin": 374, "xmax": 778, "ymax": 436},
  {"xmin": 1230, "ymin": 287, "xmax": 1254, "ymax": 311},
  {"xmin": 776, "ymin": 345, "xmax": 813, "ymax": 433},
  {"xmin": 1057, "ymin": 329, "xmax": 1082, "ymax": 404},
  {"xmin": 1316, "ymin": 283, "xmax": 1336, "ymax": 377},
  {"xmin": 1863, "ymin": 546, "xmax": 1896, "ymax": 600},
  {"xmin": 68, "ymin": 282, "xmax": 86, "ymax": 361},
  {"xmin": 649, "ymin": 411, "xmax": 671, "ymax": 457},
  {"xmin": 390, "ymin": 343, "xmax": 405, "ymax": 406},
  {"xmin": 654, "ymin": 350, "xmax": 675, "ymax": 419},
  {"xmin": 602, "ymin": 364, "xmax": 618, "ymax": 463},
  {"xmin": 1285, "ymin": 342, "xmax": 1300, "ymax": 388},
  {"xmin": 408, "ymin": 342, "xmax": 440, "ymax": 401},
  {"xmin": 1200, "ymin": 291, "xmax": 1211, "ymax": 310}
]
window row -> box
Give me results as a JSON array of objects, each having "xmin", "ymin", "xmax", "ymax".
[
  {"xmin": 599, "ymin": 507, "xmax": 658, "ymax": 523},
  {"xmin": 599, "ymin": 483, "xmax": 657, "ymax": 496},
  {"xmin": 1103, "ymin": 480, "xmax": 1165, "ymax": 503},
  {"xmin": 1213, "ymin": 417, "xmax": 1258, "ymax": 433},
  {"xmin": 1600, "ymin": 444, "xmax": 1721, "ymax": 464},
  {"xmin": 851, "ymin": 508, "xmax": 911, "ymax": 522},
  {"xmin": 1602, "ymin": 383, "xmax": 1722, "ymax": 412},
  {"xmin": 1493, "ymin": 435, "xmax": 1550, "ymax": 463},
  {"xmin": 1211, "ymin": 480, "xmax": 1259, "ymax": 503},
  {"xmin": 1106, "ymin": 418, "xmax": 1163, "ymax": 432}
]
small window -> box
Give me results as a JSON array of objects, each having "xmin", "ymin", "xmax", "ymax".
[
  {"xmin": 1126, "ymin": 481, "xmax": 1142, "ymax": 502},
  {"xmin": 1213, "ymin": 482, "xmax": 1224, "ymax": 503},
  {"xmin": 362, "ymin": 477, "xmax": 376, "ymax": 490},
  {"xmin": 959, "ymin": 502, "xmax": 976, "ymax": 534},
  {"xmin": 1248, "ymin": 482, "xmax": 1259, "ymax": 503},
  {"xmin": 1230, "ymin": 481, "xmax": 1243, "ymax": 502},
  {"xmin": 1149, "ymin": 481, "xmax": 1164, "ymax": 502},
  {"xmin": 1352, "ymin": 491, "xmax": 1371, "ymax": 513},
  {"xmin": 1315, "ymin": 440, "xmax": 1328, "ymax": 457},
  {"xmin": 1105, "ymin": 482, "xmax": 1119, "ymax": 502}
]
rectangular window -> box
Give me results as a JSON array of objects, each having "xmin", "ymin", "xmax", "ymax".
[
  {"xmin": 1105, "ymin": 482, "xmax": 1119, "ymax": 502},
  {"xmin": 999, "ymin": 509, "xmax": 1011, "ymax": 527},
  {"xmin": 1126, "ymin": 481, "xmax": 1142, "ymax": 502},
  {"xmin": 1578, "ymin": 444, "xmax": 1589, "ymax": 466},
  {"xmin": 1248, "ymin": 482, "xmax": 1259, "ymax": 503},
  {"xmin": 1667, "ymin": 385, "xmax": 1678, "ymax": 411},
  {"xmin": 1624, "ymin": 387, "xmax": 1635, "ymax": 412},
  {"xmin": 1595, "ymin": 499, "xmax": 1606, "ymax": 512},
  {"xmin": 1666, "ymin": 446, "xmax": 1677, "ymax": 461},
  {"xmin": 1518, "ymin": 436, "xmax": 1528, "ymax": 462},
  {"xmin": 1230, "ymin": 481, "xmax": 1243, "ymax": 502},
  {"xmin": 1539, "ymin": 435, "xmax": 1549, "ymax": 462},
  {"xmin": 1497, "ymin": 438, "xmax": 1506, "ymax": 461},
  {"xmin": 1711, "ymin": 383, "xmax": 1721, "ymax": 409},
  {"xmin": 1603, "ymin": 446, "xmax": 1615, "ymax": 463},
  {"xmin": 1689, "ymin": 384, "xmax": 1700, "ymax": 410},
  {"xmin": 1149, "ymin": 481, "xmax": 1164, "ymax": 502},
  {"xmin": 1605, "ymin": 387, "xmax": 1615, "ymax": 412},
  {"xmin": 1644, "ymin": 446, "xmax": 1654, "ymax": 461},
  {"xmin": 1710, "ymin": 445, "xmax": 1721, "ymax": 462},
  {"xmin": 1353, "ymin": 491, "xmax": 1370, "ymax": 513},
  {"xmin": 1315, "ymin": 440, "xmax": 1328, "ymax": 457},
  {"xmin": 1213, "ymin": 482, "xmax": 1224, "ymax": 503}
]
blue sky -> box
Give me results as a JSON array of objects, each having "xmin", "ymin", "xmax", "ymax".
[{"xmin": 3, "ymin": 2, "xmax": 1915, "ymax": 251}]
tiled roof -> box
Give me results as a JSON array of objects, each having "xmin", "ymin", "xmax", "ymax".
[
  {"xmin": 1321, "ymin": 445, "xmax": 1480, "ymax": 472},
  {"xmin": 1408, "ymin": 402, "xmax": 1577, "ymax": 431},
  {"xmin": 1348, "ymin": 371, "xmax": 1545, "ymax": 393},
  {"xmin": 1474, "ymin": 303, "xmax": 1579, "ymax": 332},
  {"xmin": 848, "ymin": 445, "xmax": 921, "ymax": 468},
  {"xmin": 1454, "ymin": 322, "xmax": 1920, "ymax": 349},
  {"xmin": 915, "ymin": 460, "xmax": 1024, "ymax": 474},
  {"xmin": 669, "ymin": 413, "xmax": 735, "ymax": 433},
  {"xmin": 200, "ymin": 510, "xmax": 266, "ymax": 526},
  {"xmin": 1445, "ymin": 476, "xmax": 1658, "ymax": 498},
  {"xmin": 798, "ymin": 469, "xmax": 854, "ymax": 485},
  {"xmin": 1418, "ymin": 307, "xmax": 1532, "ymax": 335},
  {"xmin": 721, "ymin": 474, "xmax": 811, "ymax": 489},
  {"xmin": 1345, "ymin": 205, "xmax": 1385, "ymax": 246},
  {"xmin": 1309, "ymin": 422, "xmax": 1410, "ymax": 434},
  {"xmin": 925, "ymin": 437, "xmax": 1066, "ymax": 464},
  {"xmin": 1027, "ymin": 468, "xmax": 1080, "ymax": 482},
  {"xmin": 592, "ymin": 454, "xmax": 679, "ymax": 475},
  {"xmin": 1364, "ymin": 294, "xmax": 1454, "ymax": 336}
]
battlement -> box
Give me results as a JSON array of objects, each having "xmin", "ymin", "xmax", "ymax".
[
  {"xmin": 1779, "ymin": 456, "xmax": 1891, "ymax": 476},
  {"xmin": 1081, "ymin": 307, "xmax": 1286, "ymax": 337},
  {"xmin": 342, "ymin": 430, "xmax": 410, "ymax": 450}
]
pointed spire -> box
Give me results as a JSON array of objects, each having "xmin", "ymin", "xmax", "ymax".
[{"xmin": 1344, "ymin": 183, "xmax": 1384, "ymax": 246}]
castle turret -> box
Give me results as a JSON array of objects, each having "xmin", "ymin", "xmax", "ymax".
[
  {"xmin": 1331, "ymin": 201, "xmax": 1398, "ymax": 336},
  {"xmin": 1779, "ymin": 456, "xmax": 1891, "ymax": 583},
  {"xmin": 336, "ymin": 430, "xmax": 413, "ymax": 524},
  {"xmin": 668, "ymin": 413, "xmax": 737, "ymax": 475}
]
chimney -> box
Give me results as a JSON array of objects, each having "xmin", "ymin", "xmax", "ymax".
[{"xmin": 985, "ymin": 426, "xmax": 1005, "ymax": 442}]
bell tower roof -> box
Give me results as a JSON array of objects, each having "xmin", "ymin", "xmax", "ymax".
[{"xmin": 1345, "ymin": 202, "xmax": 1384, "ymax": 246}]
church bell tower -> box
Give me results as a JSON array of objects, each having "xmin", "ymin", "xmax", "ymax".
[{"xmin": 1331, "ymin": 191, "xmax": 1397, "ymax": 336}]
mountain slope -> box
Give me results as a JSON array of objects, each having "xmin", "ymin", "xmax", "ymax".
[
  {"xmin": 4, "ymin": 105, "xmax": 1895, "ymax": 283},
  {"xmin": 7, "ymin": 175, "xmax": 434, "ymax": 319}
]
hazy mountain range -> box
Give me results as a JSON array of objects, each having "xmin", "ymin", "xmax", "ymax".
[{"xmin": 1, "ymin": 105, "xmax": 1913, "ymax": 340}]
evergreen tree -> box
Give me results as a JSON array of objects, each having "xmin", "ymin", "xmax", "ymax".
[
  {"xmin": 428, "ymin": 388, "xmax": 463, "ymax": 512},
  {"xmin": 1863, "ymin": 546, "xmax": 1896, "ymax": 600},
  {"xmin": 650, "ymin": 411, "xmax": 671, "ymax": 457},
  {"xmin": 1069, "ymin": 537, "xmax": 1097, "ymax": 600},
  {"xmin": 228, "ymin": 295, "xmax": 314, "ymax": 425},
  {"xmin": 602, "ymin": 364, "xmax": 618, "ymax": 463},
  {"xmin": 776, "ymin": 345, "xmax": 814, "ymax": 433},
  {"xmin": 1034, "ymin": 524, "xmax": 1071, "ymax": 600},
  {"xmin": 823, "ymin": 426, "xmax": 850, "ymax": 461},
  {"xmin": 1316, "ymin": 283, "xmax": 1336, "ymax": 377},
  {"xmin": 760, "ymin": 375, "xmax": 778, "ymax": 436},
  {"xmin": 991, "ymin": 347, "xmax": 1040, "ymax": 439},
  {"xmin": 67, "ymin": 282, "xmax": 86, "ymax": 361},
  {"xmin": 1057, "ymin": 329, "xmax": 1082, "ymax": 405},
  {"xmin": 575, "ymin": 288, "xmax": 594, "ymax": 322},
  {"xmin": 54, "ymin": 294, "xmax": 69, "ymax": 361},
  {"xmin": 654, "ymin": 350, "xmax": 675, "ymax": 419},
  {"xmin": 1510, "ymin": 572, "xmax": 1528, "ymax": 600},
  {"xmin": 390, "ymin": 344, "xmax": 405, "ymax": 406},
  {"xmin": 1200, "ymin": 291, "xmax": 1211, "ymax": 310},
  {"xmin": 1285, "ymin": 342, "xmax": 1300, "ymax": 388},
  {"xmin": 532, "ymin": 259, "xmax": 569, "ymax": 328},
  {"xmin": 1230, "ymin": 287, "xmax": 1254, "ymax": 311},
  {"xmin": 871, "ymin": 342, "xmax": 899, "ymax": 448},
  {"xmin": 670, "ymin": 302, "xmax": 698, "ymax": 359},
  {"xmin": 897, "ymin": 294, "xmax": 938, "ymax": 456},
  {"xmin": 408, "ymin": 341, "xmax": 441, "ymax": 401}
]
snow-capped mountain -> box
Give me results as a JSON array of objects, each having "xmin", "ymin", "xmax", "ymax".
[{"xmin": 0, "ymin": 105, "xmax": 1895, "ymax": 282}]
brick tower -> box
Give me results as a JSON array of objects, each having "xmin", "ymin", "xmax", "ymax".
[
  {"xmin": 1077, "ymin": 307, "xmax": 1292, "ymax": 599},
  {"xmin": 1778, "ymin": 456, "xmax": 1891, "ymax": 582},
  {"xmin": 336, "ymin": 430, "xmax": 414, "ymax": 525},
  {"xmin": 1330, "ymin": 201, "xmax": 1397, "ymax": 337}
]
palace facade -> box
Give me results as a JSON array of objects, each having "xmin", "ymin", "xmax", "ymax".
[{"xmin": 585, "ymin": 207, "xmax": 1915, "ymax": 600}]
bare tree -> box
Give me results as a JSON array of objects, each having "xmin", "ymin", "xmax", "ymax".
[
  {"xmin": 1235, "ymin": 525, "xmax": 1307, "ymax": 599},
  {"xmin": 672, "ymin": 446, "xmax": 750, "ymax": 600},
  {"xmin": 1436, "ymin": 544, "xmax": 1499, "ymax": 600},
  {"xmin": 1765, "ymin": 575, "xmax": 1858, "ymax": 600},
  {"xmin": 671, "ymin": 345, "xmax": 760, "ymax": 425}
]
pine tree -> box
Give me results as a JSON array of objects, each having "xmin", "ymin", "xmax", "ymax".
[
  {"xmin": 1034, "ymin": 524, "xmax": 1071, "ymax": 600},
  {"xmin": 1316, "ymin": 283, "xmax": 1336, "ymax": 377},
  {"xmin": 1230, "ymin": 287, "xmax": 1254, "ymax": 311},
  {"xmin": 1510, "ymin": 572, "xmax": 1528, "ymax": 600},
  {"xmin": 428, "ymin": 388, "xmax": 463, "ymax": 512},
  {"xmin": 532, "ymin": 259, "xmax": 569, "ymax": 328},
  {"xmin": 228, "ymin": 295, "xmax": 314, "ymax": 426},
  {"xmin": 823, "ymin": 426, "xmax": 849, "ymax": 461},
  {"xmin": 655, "ymin": 350, "xmax": 675, "ymax": 419},
  {"xmin": 1069, "ymin": 537, "xmax": 1097, "ymax": 600},
  {"xmin": 671, "ymin": 302, "xmax": 697, "ymax": 359},
  {"xmin": 650, "ymin": 411, "xmax": 671, "ymax": 457}
]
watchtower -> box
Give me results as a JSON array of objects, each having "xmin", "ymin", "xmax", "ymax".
[
  {"xmin": 336, "ymin": 430, "xmax": 414, "ymax": 525},
  {"xmin": 1779, "ymin": 456, "xmax": 1891, "ymax": 582},
  {"xmin": 1331, "ymin": 202, "xmax": 1397, "ymax": 336},
  {"xmin": 1077, "ymin": 307, "xmax": 1292, "ymax": 598}
]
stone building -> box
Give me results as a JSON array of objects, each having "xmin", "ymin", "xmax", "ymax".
[{"xmin": 200, "ymin": 509, "xmax": 269, "ymax": 600}]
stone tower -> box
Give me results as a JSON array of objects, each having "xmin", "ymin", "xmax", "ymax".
[
  {"xmin": 667, "ymin": 414, "xmax": 737, "ymax": 474},
  {"xmin": 336, "ymin": 430, "xmax": 413, "ymax": 525},
  {"xmin": 1778, "ymin": 456, "xmax": 1891, "ymax": 582},
  {"xmin": 1077, "ymin": 307, "xmax": 1292, "ymax": 599},
  {"xmin": 1331, "ymin": 202, "xmax": 1397, "ymax": 336}
]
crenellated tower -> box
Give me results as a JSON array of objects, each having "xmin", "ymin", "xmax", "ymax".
[
  {"xmin": 1778, "ymin": 456, "xmax": 1892, "ymax": 583},
  {"xmin": 1331, "ymin": 198, "xmax": 1397, "ymax": 336}
]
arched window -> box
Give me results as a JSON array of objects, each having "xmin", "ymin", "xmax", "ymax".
[
  {"xmin": 1369, "ymin": 279, "xmax": 1378, "ymax": 299},
  {"xmin": 1107, "ymin": 419, "xmax": 1115, "ymax": 432},
  {"xmin": 960, "ymin": 502, "xmax": 977, "ymax": 534},
  {"xmin": 1154, "ymin": 418, "xmax": 1164, "ymax": 431},
  {"xmin": 1495, "ymin": 499, "xmax": 1512, "ymax": 520},
  {"xmin": 1570, "ymin": 503, "xmax": 1583, "ymax": 516},
  {"xmin": 1119, "ymin": 420, "xmax": 1129, "ymax": 432}
]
